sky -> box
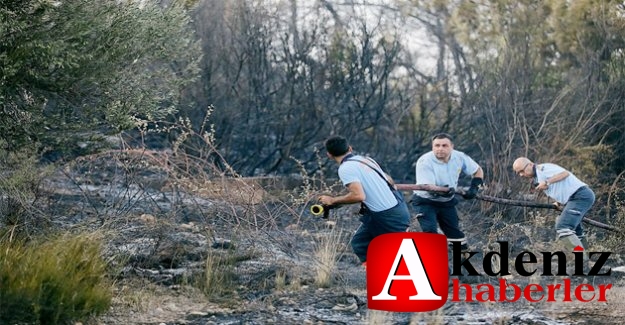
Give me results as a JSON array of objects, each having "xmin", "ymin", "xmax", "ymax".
[{"xmin": 272, "ymin": 0, "xmax": 440, "ymax": 75}]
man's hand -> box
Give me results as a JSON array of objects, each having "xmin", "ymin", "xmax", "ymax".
[
  {"xmin": 462, "ymin": 188, "xmax": 477, "ymax": 199},
  {"xmin": 318, "ymin": 195, "xmax": 335, "ymax": 206},
  {"xmin": 535, "ymin": 181, "xmax": 548, "ymax": 191},
  {"xmin": 554, "ymin": 202, "xmax": 563, "ymax": 211},
  {"xmin": 440, "ymin": 187, "xmax": 455, "ymax": 198},
  {"xmin": 462, "ymin": 177, "xmax": 483, "ymax": 199}
]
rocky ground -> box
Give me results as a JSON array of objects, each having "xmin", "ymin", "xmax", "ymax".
[{"xmin": 13, "ymin": 150, "xmax": 625, "ymax": 325}]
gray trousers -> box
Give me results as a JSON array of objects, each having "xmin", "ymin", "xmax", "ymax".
[
  {"xmin": 351, "ymin": 201, "xmax": 410, "ymax": 263},
  {"xmin": 556, "ymin": 186, "xmax": 595, "ymax": 241}
]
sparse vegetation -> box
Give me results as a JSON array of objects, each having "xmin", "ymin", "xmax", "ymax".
[
  {"xmin": 408, "ymin": 307, "xmax": 445, "ymax": 325},
  {"xmin": 201, "ymin": 249, "xmax": 237, "ymax": 298},
  {"xmin": 2, "ymin": 0, "xmax": 625, "ymax": 323},
  {"xmin": 366, "ymin": 309, "xmax": 392, "ymax": 324},
  {"xmin": 274, "ymin": 268, "xmax": 287, "ymax": 291}
]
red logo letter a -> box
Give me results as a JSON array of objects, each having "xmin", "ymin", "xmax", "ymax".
[{"xmin": 367, "ymin": 233, "xmax": 448, "ymax": 312}]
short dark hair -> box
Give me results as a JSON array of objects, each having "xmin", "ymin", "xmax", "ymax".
[
  {"xmin": 325, "ymin": 136, "xmax": 350, "ymax": 156},
  {"xmin": 431, "ymin": 132, "xmax": 453, "ymax": 143}
]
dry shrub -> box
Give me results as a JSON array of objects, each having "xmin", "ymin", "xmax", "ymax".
[
  {"xmin": 600, "ymin": 199, "xmax": 625, "ymax": 254},
  {"xmin": 0, "ymin": 143, "xmax": 53, "ymax": 240},
  {"xmin": 172, "ymin": 176, "xmax": 268, "ymax": 205},
  {"xmin": 60, "ymin": 146, "xmax": 278, "ymax": 229},
  {"xmin": 0, "ymin": 233, "xmax": 112, "ymax": 324},
  {"xmin": 561, "ymin": 144, "xmax": 613, "ymax": 183}
]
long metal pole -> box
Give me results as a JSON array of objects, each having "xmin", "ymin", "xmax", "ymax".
[{"xmin": 395, "ymin": 184, "xmax": 620, "ymax": 232}]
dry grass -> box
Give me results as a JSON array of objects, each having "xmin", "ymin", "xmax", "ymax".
[
  {"xmin": 113, "ymin": 279, "xmax": 158, "ymax": 312},
  {"xmin": 408, "ymin": 307, "xmax": 445, "ymax": 324},
  {"xmin": 200, "ymin": 249, "xmax": 244, "ymax": 298},
  {"xmin": 274, "ymin": 269, "xmax": 287, "ymax": 291},
  {"xmin": 366, "ymin": 309, "xmax": 392, "ymax": 324},
  {"xmin": 0, "ymin": 232, "xmax": 112, "ymax": 324},
  {"xmin": 313, "ymin": 227, "xmax": 345, "ymax": 287}
]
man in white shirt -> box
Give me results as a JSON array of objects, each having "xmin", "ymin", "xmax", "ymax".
[
  {"xmin": 512, "ymin": 157, "xmax": 595, "ymax": 250},
  {"xmin": 411, "ymin": 133, "xmax": 484, "ymax": 252},
  {"xmin": 319, "ymin": 136, "xmax": 410, "ymax": 268}
]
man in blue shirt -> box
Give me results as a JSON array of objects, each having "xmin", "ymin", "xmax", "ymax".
[
  {"xmin": 512, "ymin": 157, "xmax": 595, "ymax": 250},
  {"xmin": 411, "ymin": 133, "xmax": 484, "ymax": 252},
  {"xmin": 318, "ymin": 136, "xmax": 410, "ymax": 267}
]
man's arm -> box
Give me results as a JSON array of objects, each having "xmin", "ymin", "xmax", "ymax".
[
  {"xmin": 462, "ymin": 165, "xmax": 484, "ymax": 199},
  {"xmin": 472, "ymin": 166, "xmax": 484, "ymax": 179},
  {"xmin": 319, "ymin": 182, "xmax": 365, "ymax": 206},
  {"xmin": 536, "ymin": 170, "xmax": 569, "ymax": 191}
]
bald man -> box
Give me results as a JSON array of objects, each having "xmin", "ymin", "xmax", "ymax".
[{"xmin": 512, "ymin": 157, "xmax": 595, "ymax": 250}]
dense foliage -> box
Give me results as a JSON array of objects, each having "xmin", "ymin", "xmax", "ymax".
[{"xmin": 0, "ymin": 0, "xmax": 201, "ymax": 155}]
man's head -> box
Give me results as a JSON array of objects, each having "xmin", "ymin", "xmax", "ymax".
[
  {"xmin": 431, "ymin": 133, "xmax": 454, "ymax": 162},
  {"xmin": 325, "ymin": 136, "xmax": 351, "ymax": 158},
  {"xmin": 512, "ymin": 157, "xmax": 534, "ymax": 178}
]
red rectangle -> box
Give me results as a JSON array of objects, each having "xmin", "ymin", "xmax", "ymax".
[{"xmin": 367, "ymin": 232, "xmax": 449, "ymax": 312}]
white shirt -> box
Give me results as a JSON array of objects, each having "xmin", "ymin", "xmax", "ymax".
[
  {"xmin": 414, "ymin": 150, "xmax": 480, "ymax": 201},
  {"xmin": 535, "ymin": 163, "xmax": 586, "ymax": 204}
]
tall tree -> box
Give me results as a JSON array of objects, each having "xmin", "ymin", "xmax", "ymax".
[
  {"xmin": 396, "ymin": 0, "xmax": 625, "ymax": 187},
  {"xmin": 188, "ymin": 0, "xmax": 413, "ymax": 176}
]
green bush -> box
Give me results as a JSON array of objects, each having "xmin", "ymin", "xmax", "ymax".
[{"xmin": 0, "ymin": 233, "xmax": 112, "ymax": 324}]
